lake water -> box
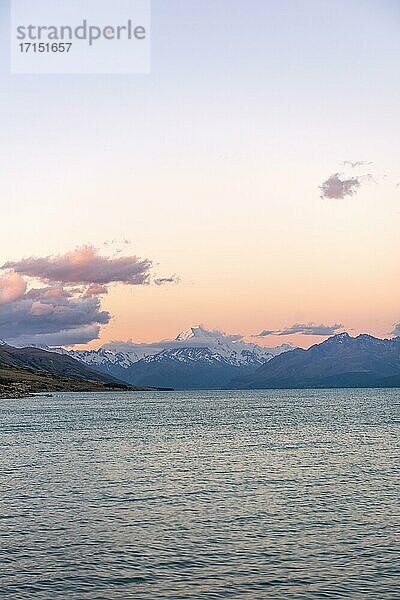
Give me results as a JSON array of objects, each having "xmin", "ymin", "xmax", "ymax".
[{"xmin": 0, "ymin": 389, "xmax": 399, "ymax": 599}]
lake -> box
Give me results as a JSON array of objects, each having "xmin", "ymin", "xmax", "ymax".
[{"xmin": 0, "ymin": 389, "xmax": 399, "ymax": 598}]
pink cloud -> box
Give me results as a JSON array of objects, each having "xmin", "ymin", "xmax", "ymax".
[
  {"xmin": 30, "ymin": 301, "xmax": 55, "ymax": 316},
  {"xmin": 84, "ymin": 283, "xmax": 109, "ymax": 297},
  {"xmin": 3, "ymin": 245, "xmax": 152, "ymax": 286},
  {"xmin": 0, "ymin": 273, "xmax": 27, "ymax": 306}
]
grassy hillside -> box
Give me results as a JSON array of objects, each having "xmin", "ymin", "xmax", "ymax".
[{"xmin": 0, "ymin": 364, "xmax": 143, "ymax": 399}]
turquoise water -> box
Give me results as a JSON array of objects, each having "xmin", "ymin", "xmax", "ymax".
[{"xmin": 0, "ymin": 389, "xmax": 399, "ymax": 599}]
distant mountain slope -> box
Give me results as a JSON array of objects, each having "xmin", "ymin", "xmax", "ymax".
[
  {"xmin": 232, "ymin": 333, "xmax": 400, "ymax": 389},
  {"xmin": 51, "ymin": 326, "xmax": 295, "ymax": 390},
  {"xmin": 0, "ymin": 343, "xmax": 123, "ymax": 385}
]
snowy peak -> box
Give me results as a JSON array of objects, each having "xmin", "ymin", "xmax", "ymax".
[
  {"xmin": 143, "ymin": 346, "xmax": 280, "ymax": 367},
  {"xmin": 175, "ymin": 326, "xmax": 202, "ymax": 341},
  {"xmin": 98, "ymin": 326, "xmax": 295, "ymax": 368},
  {"xmin": 172, "ymin": 326, "xmax": 273, "ymax": 364},
  {"xmin": 175, "ymin": 325, "xmax": 227, "ymax": 343}
]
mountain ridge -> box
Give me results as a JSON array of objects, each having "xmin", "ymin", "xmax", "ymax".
[
  {"xmin": 25, "ymin": 326, "xmax": 295, "ymax": 390},
  {"xmin": 231, "ymin": 332, "xmax": 400, "ymax": 389}
]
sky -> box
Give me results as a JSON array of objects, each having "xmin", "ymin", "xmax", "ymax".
[{"xmin": 0, "ymin": 0, "xmax": 399, "ymax": 349}]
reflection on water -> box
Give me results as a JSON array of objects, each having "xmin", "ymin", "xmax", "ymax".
[{"xmin": 0, "ymin": 389, "xmax": 399, "ymax": 598}]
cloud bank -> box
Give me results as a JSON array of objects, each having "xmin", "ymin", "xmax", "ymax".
[
  {"xmin": 255, "ymin": 323, "xmax": 344, "ymax": 337},
  {"xmin": 0, "ymin": 285, "xmax": 110, "ymax": 346},
  {"xmin": 0, "ymin": 245, "xmax": 175, "ymax": 346}
]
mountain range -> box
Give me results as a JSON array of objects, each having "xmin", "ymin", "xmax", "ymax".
[
  {"xmin": 232, "ymin": 333, "xmax": 400, "ymax": 389},
  {"xmin": 4, "ymin": 329, "xmax": 400, "ymax": 394},
  {"xmin": 35, "ymin": 326, "xmax": 294, "ymax": 390}
]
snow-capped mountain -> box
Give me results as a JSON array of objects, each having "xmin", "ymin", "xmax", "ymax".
[
  {"xmin": 46, "ymin": 326, "xmax": 295, "ymax": 389},
  {"xmin": 23, "ymin": 326, "xmax": 294, "ymax": 389}
]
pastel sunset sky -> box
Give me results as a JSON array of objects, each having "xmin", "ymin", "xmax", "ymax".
[{"xmin": 1, "ymin": 0, "xmax": 399, "ymax": 349}]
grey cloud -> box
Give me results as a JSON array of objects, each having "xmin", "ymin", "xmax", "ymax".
[
  {"xmin": 255, "ymin": 330, "xmax": 276, "ymax": 337},
  {"xmin": 9, "ymin": 325, "xmax": 102, "ymax": 348},
  {"xmin": 154, "ymin": 276, "xmax": 179, "ymax": 286},
  {"xmin": 0, "ymin": 286, "xmax": 110, "ymax": 346},
  {"xmin": 320, "ymin": 173, "xmax": 362, "ymax": 200},
  {"xmin": 255, "ymin": 323, "xmax": 344, "ymax": 337}
]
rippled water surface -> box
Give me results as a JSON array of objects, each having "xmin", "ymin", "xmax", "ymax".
[{"xmin": 1, "ymin": 389, "xmax": 399, "ymax": 598}]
